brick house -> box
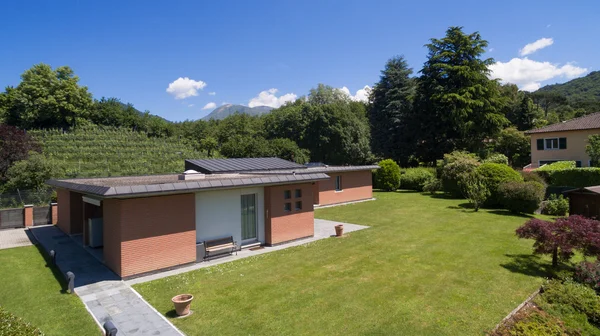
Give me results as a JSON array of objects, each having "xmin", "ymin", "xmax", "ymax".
[
  {"xmin": 525, "ymin": 112, "xmax": 600, "ymax": 169},
  {"xmin": 47, "ymin": 158, "xmax": 378, "ymax": 278}
]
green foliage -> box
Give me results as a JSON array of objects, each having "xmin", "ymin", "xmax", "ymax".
[
  {"xmin": 537, "ymin": 161, "xmax": 576, "ymax": 171},
  {"xmin": 493, "ymin": 127, "xmax": 531, "ymax": 168},
  {"xmin": 0, "ymin": 306, "xmax": 43, "ymax": 336},
  {"xmin": 369, "ymin": 56, "xmax": 416, "ymax": 164},
  {"xmin": 544, "ymin": 194, "xmax": 570, "ymax": 216},
  {"xmin": 498, "ymin": 181, "xmax": 545, "ymax": 214},
  {"xmin": 423, "ymin": 176, "xmax": 442, "ymax": 194},
  {"xmin": 441, "ymin": 151, "xmax": 481, "ymax": 197},
  {"xmin": 29, "ymin": 126, "xmax": 207, "ymax": 178},
  {"xmin": 459, "ymin": 172, "xmax": 490, "ymax": 211},
  {"xmin": 414, "ymin": 26, "xmax": 507, "ymax": 162},
  {"xmin": 1, "ymin": 63, "xmax": 93, "ymax": 129},
  {"xmin": 476, "ymin": 163, "xmax": 523, "ymax": 206},
  {"xmin": 538, "ymin": 167, "xmax": 600, "ymax": 188},
  {"xmin": 521, "ymin": 171, "xmax": 547, "ymax": 185},
  {"xmin": 483, "ymin": 153, "xmax": 509, "ymax": 165},
  {"xmin": 199, "ymin": 136, "xmax": 218, "ymax": 157},
  {"xmin": 542, "ymin": 279, "xmax": 600, "ymax": 326},
  {"xmin": 499, "ymin": 308, "xmax": 570, "ymax": 336},
  {"xmin": 220, "ymin": 136, "xmax": 309, "ymax": 163},
  {"xmin": 587, "ymin": 134, "xmax": 600, "ymax": 167},
  {"xmin": 537, "ymin": 70, "xmax": 600, "ymax": 105},
  {"xmin": 3, "ymin": 152, "xmax": 62, "ymax": 193},
  {"xmin": 374, "ymin": 159, "xmax": 401, "ymax": 191},
  {"xmin": 400, "ymin": 168, "xmax": 435, "ymax": 191}
]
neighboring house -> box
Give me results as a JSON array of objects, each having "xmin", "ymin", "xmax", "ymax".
[
  {"xmin": 525, "ymin": 112, "xmax": 600, "ymax": 169},
  {"xmin": 46, "ymin": 157, "xmax": 378, "ymax": 278}
]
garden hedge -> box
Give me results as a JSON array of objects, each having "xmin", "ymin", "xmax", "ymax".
[
  {"xmin": 499, "ymin": 181, "xmax": 545, "ymax": 214},
  {"xmin": 537, "ymin": 168, "xmax": 600, "ymax": 188},
  {"xmin": 400, "ymin": 168, "xmax": 435, "ymax": 191},
  {"xmin": 0, "ymin": 306, "xmax": 43, "ymax": 336},
  {"xmin": 476, "ymin": 163, "xmax": 523, "ymax": 206}
]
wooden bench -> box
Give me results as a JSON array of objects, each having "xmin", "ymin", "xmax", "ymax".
[{"xmin": 204, "ymin": 236, "xmax": 237, "ymax": 260}]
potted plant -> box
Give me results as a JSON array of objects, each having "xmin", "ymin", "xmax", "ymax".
[
  {"xmin": 171, "ymin": 294, "xmax": 194, "ymax": 316},
  {"xmin": 335, "ymin": 224, "xmax": 344, "ymax": 237}
]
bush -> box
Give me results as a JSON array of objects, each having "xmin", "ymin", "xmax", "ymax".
[
  {"xmin": 400, "ymin": 168, "xmax": 435, "ymax": 191},
  {"xmin": 537, "ymin": 161, "xmax": 577, "ymax": 171},
  {"xmin": 441, "ymin": 151, "xmax": 480, "ymax": 197},
  {"xmin": 0, "ymin": 306, "xmax": 43, "ymax": 336},
  {"xmin": 538, "ymin": 168, "xmax": 600, "ymax": 188},
  {"xmin": 543, "ymin": 194, "xmax": 569, "ymax": 216},
  {"xmin": 542, "ymin": 279, "xmax": 600, "ymax": 326},
  {"xmin": 459, "ymin": 172, "xmax": 489, "ymax": 211},
  {"xmin": 483, "ymin": 153, "xmax": 509, "ymax": 165},
  {"xmin": 373, "ymin": 159, "xmax": 401, "ymax": 191},
  {"xmin": 574, "ymin": 261, "xmax": 600, "ymax": 292},
  {"xmin": 499, "ymin": 181, "xmax": 545, "ymax": 214},
  {"xmin": 521, "ymin": 171, "xmax": 547, "ymax": 185},
  {"xmin": 423, "ymin": 176, "xmax": 442, "ymax": 194},
  {"xmin": 476, "ymin": 163, "xmax": 523, "ymax": 206}
]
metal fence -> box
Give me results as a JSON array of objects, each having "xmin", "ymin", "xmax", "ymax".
[{"xmin": 0, "ymin": 189, "xmax": 55, "ymax": 210}]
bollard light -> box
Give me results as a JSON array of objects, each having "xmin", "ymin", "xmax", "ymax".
[
  {"xmin": 66, "ymin": 271, "xmax": 75, "ymax": 294},
  {"xmin": 104, "ymin": 320, "xmax": 118, "ymax": 336}
]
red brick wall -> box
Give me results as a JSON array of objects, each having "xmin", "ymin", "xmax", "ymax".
[
  {"xmin": 103, "ymin": 194, "xmax": 196, "ymax": 277},
  {"xmin": 265, "ymin": 183, "xmax": 314, "ymax": 245},
  {"xmin": 56, "ymin": 188, "xmax": 71, "ymax": 233},
  {"xmin": 23, "ymin": 206, "xmax": 33, "ymax": 227},
  {"xmin": 317, "ymin": 170, "xmax": 373, "ymax": 206}
]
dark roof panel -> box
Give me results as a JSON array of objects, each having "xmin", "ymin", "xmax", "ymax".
[{"xmin": 185, "ymin": 157, "xmax": 306, "ymax": 174}]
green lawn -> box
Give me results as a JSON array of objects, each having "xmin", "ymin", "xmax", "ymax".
[
  {"xmin": 134, "ymin": 191, "xmax": 551, "ymax": 335},
  {"xmin": 0, "ymin": 245, "xmax": 101, "ymax": 336}
]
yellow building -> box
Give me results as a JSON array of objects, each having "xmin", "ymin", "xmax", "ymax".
[{"xmin": 525, "ymin": 112, "xmax": 600, "ymax": 169}]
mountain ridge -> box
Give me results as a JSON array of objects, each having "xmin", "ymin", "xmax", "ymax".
[{"xmin": 201, "ymin": 104, "xmax": 273, "ymax": 120}]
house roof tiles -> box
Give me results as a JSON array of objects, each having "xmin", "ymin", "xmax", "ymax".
[{"xmin": 525, "ymin": 112, "xmax": 600, "ymax": 134}]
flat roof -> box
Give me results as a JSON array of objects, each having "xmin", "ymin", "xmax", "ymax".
[
  {"xmin": 185, "ymin": 157, "xmax": 305, "ymax": 174},
  {"xmin": 245, "ymin": 165, "xmax": 380, "ymax": 174},
  {"xmin": 47, "ymin": 172, "xmax": 329, "ymax": 198}
]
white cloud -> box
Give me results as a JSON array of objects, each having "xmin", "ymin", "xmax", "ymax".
[
  {"xmin": 248, "ymin": 88, "xmax": 297, "ymax": 108},
  {"xmin": 488, "ymin": 47, "xmax": 495, "ymax": 52},
  {"xmin": 519, "ymin": 37, "xmax": 553, "ymax": 56},
  {"xmin": 208, "ymin": 92, "xmax": 216, "ymax": 96},
  {"xmin": 338, "ymin": 85, "xmax": 372, "ymax": 103},
  {"xmin": 489, "ymin": 58, "xmax": 587, "ymax": 91},
  {"xmin": 166, "ymin": 77, "xmax": 207, "ymax": 99},
  {"xmin": 202, "ymin": 102, "xmax": 216, "ymax": 110},
  {"xmin": 188, "ymin": 104, "xmax": 194, "ymax": 107}
]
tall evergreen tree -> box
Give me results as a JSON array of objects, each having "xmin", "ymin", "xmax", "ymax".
[
  {"xmin": 415, "ymin": 27, "xmax": 507, "ymax": 162},
  {"xmin": 369, "ymin": 56, "xmax": 415, "ymax": 164}
]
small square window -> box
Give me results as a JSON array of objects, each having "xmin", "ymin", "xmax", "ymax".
[
  {"xmin": 284, "ymin": 202, "xmax": 291, "ymax": 212},
  {"xmin": 284, "ymin": 190, "xmax": 291, "ymax": 199},
  {"xmin": 295, "ymin": 201, "xmax": 302, "ymax": 211},
  {"xmin": 295, "ymin": 189, "xmax": 302, "ymax": 198}
]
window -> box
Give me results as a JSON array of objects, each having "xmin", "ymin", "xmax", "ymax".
[
  {"xmin": 295, "ymin": 189, "xmax": 302, "ymax": 198},
  {"xmin": 284, "ymin": 202, "xmax": 291, "ymax": 212},
  {"xmin": 335, "ymin": 175, "xmax": 342, "ymax": 191},
  {"xmin": 537, "ymin": 137, "xmax": 567, "ymax": 150},
  {"xmin": 284, "ymin": 190, "xmax": 291, "ymax": 199},
  {"xmin": 295, "ymin": 201, "xmax": 302, "ymax": 211}
]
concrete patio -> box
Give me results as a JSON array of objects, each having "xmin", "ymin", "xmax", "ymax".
[{"xmin": 0, "ymin": 228, "xmax": 35, "ymax": 250}]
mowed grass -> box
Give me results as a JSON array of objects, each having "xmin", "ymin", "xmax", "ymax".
[
  {"xmin": 134, "ymin": 191, "xmax": 550, "ymax": 335},
  {"xmin": 0, "ymin": 245, "xmax": 101, "ymax": 335}
]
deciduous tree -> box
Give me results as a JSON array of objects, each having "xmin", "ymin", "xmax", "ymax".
[{"xmin": 0, "ymin": 125, "xmax": 41, "ymax": 183}]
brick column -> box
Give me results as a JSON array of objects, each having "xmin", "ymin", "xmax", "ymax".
[
  {"xmin": 51, "ymin": 203, "xmax": 58, "ymax": 225},
  {"xmin": 23, "ymin": 205, "xmax": 33, "ymax": 227}
]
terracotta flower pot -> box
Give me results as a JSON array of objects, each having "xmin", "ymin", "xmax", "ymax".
[
  {"xmin": 335, "ymin": 224, "xmax": 344, "ymax": 237},
  {"xmin": 172, "ymin": 294, "xmax": 194, "ymax": 316}
]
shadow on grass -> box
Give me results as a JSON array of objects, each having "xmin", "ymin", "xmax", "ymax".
[
  {"xmin": 501, "ymin": 254, "xmax": 553, "ymax": 278},
  {"xmin": 430, "ymin": 193, "xmax": 463, "ymax": 200},
  {"xmin": 395, "ymin": 190, "xmax": 421, "ymax": 194},
  {"xmin": 165, "ymin": 310, "xmax": 180, "ymax": 319},
  {"xmin": 486, "ymin": 210, "xmax": 535, "ymax": 219},
  {"xmin": 33, "ymin": 243, "xmax": 69, "ymax": 294}
]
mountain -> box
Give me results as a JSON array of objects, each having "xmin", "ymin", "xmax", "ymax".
[
  {"xmin": 202, "ymin": 104, "xmax": 273, "ymax": 120},
  {"xmin": 537, "ymin": 71, "xmax": 600, "ymax": 103}
]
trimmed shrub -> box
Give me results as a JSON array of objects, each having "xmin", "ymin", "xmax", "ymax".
[
  {"xmin": 459, "ymin": 171, "xmax": 489, "ymax": 211},
  {"xmin": 521, "ymin": 171, "xmax": 547, "ymax": 186},
  {"xmin": 441, "ymin": 151, "xmax": 480, "ymax": 197},
  {"xmin": 476, "ymin": 163, "xmax": 523, "ymax": 206},
  {"xmin": 543, "ymin": 194, "xmax": 569, "ymax": 216},
  {"xmin": 537, "ymin": 161, "xmax": 577, "ymax": 171},
  {"xmin": 574, "ymin": 261, "xmax": 600, "ymax": 292},
  {"xmin": 499, "ymin": 181, "xmax": 545, "ymax": 214},
  {"xmin": 0, "ymin": 306, "xmax": 43, "ymax": 336},
  {"xmin": 542, "ymin": 279, "xmax": 600, "ymax": 326},
  {"xmin": 483, "ymin": 153, "xmax": 509, "ymax": 165},
  {"xmin": 423, "ymin": 176, "xmax": 442, "ymax": 194},
  {"xmin": 373, "ymin": 159, "xmax": 401, "ymax": 191},
  {"xmin": 539, "ymin": 168, "xmax": 600, "ymax": 188},
  {"xmin": 400, "ymin": 168, "xmax": 435, "ymax": 191}
]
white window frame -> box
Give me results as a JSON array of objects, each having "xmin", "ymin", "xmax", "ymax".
[{"xmin": 544, "ymin": 137, "xmax": 559, "ymax": 150}]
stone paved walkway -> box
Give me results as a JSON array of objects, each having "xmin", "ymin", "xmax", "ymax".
[
  {"xmin": 29, "ymin": 225, "xmax": 183, "ymax": 336},
  {"xmin": 0, "ymin": 228, "xmax": 35, "ymax": 250},
  {"xmin": 127, "ymin": 219, "xmax": 369, "ymax": 285}
]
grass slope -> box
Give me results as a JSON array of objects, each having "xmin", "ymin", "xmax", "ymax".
[
  {"xmin": 0, "ymin": 245, "xmax": 100, "ymax": 335},
  {"xmin": 30, "ymin": 126, "xmax": 207, "ymax": 178},
  {"xmin": 134, "ymin": 191, "xmax": 550, "ymax": 335}
]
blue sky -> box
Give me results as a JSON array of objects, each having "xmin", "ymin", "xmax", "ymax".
[{"xmin": 0, "ymin": 0, "xmax": 597, "ymax": 121}]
